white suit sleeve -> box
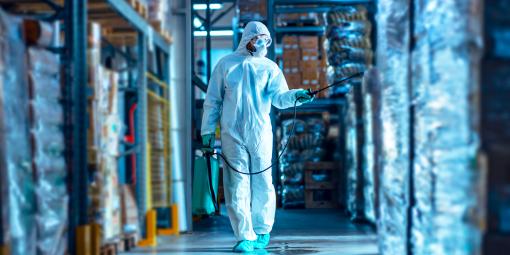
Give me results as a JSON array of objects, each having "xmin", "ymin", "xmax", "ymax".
[
  {"xmin": 268, "ymin": 68, "xmax": 301, "ymax": 109},
  {"xmin": 201, "ymin": 64, "xmax": 224, "ymax": 136}
]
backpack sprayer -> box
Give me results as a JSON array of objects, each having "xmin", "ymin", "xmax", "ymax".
[{"xmin": 200, "ymin": 72, "xmax": 364, "ymax": 212}]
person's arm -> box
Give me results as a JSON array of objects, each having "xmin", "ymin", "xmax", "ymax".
[
  {"xmin": 201, "ymin": 64, "xmax": 224, "ymax": 136},
  {"xmin": 268, "ymin": 67, "xmax": 310, "ymax": 109}
]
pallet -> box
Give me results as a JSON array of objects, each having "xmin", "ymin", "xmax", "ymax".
[
  {"xmin": 304, "ymin": 161, "xmax": 339, "ymax": 189},
  {"xmin": 123, "ymin": 232, "xmax": 137, "ymax": 251},
  {"xmin": 305, "ymin": 189, "xmax": 337, "ymax": 209},
  {"xmin": 100, "ymin": 242, "xmax": 117, "ymax": 255},
  {"xmin": 100, "ymin": 234, "xmax": 136, "ymax": 255}
]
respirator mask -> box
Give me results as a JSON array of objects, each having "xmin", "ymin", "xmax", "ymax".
[{"xmin": 248, "ymin": 35, "xmax": 272, "ymax": 57}]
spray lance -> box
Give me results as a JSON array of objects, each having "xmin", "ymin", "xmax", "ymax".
[
  {"xmin": 203, "ymin": 72, "xmax": 364, "ymax": 174},
  {"xmin": 200, "ymin": 72, "xmax": 364, "ymax": 213}
]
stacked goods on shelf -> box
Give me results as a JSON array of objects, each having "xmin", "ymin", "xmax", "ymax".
[
  {"xmin": 25, "ymin": 19, "xmax": 69, "ymax": 254},
  {"xmin": 239, "ymin": 0, "xmax": 267, "ymax": 22},
  {"xmin": 410, "ymin": 1, "xmax": 484, "ymax": 254},
  {"xmin": 279, "ymin": 117, "xmax": 328, "ymax": 208},
  {"xmin": 324, "ymin": 6, "xmax": 372, "ymax": 97},
  {"xmin": 146, "ymin": 0, "xmax": 171, "ymax": 40},
  {"xmin": 375, "ymin": 2, "xmax": 410, "ymax": 253},
  {"xmin": 282, "ymin": 35, "xmax": 301, "ymax": 90},
  {"xmin": 0, "ymin": 11, "xmax": 36, "ymax": 255},
  {"xmin": 120, "ymin": 185, "xmax": 139, "ymax": 236},
  {"xmin": 324, "ymin": 5, "xmax": 373, "ymax": 220},
  {"xmin": 282, "ymin": 35, "xmax": 324, "ymax": 96},
  {"xmin": 148, "ymin": 85, "xmax": 170, "ymax": 208},
  {"xmin": 87, "ymin": 22, "xmax": 125, "ymax": 243}
]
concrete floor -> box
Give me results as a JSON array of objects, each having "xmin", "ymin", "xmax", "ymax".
[{"xmin": 122, "ymin": 208, "xmax": 379, "ymax": 255}]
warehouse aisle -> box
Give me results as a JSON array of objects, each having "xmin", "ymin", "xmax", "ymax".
[{"xmin": 123, "ymin": 209, "xmax": 378, "ymax": 255}]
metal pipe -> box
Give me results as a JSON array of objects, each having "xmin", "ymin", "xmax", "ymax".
[
  {"xmin": 169, "ymin": 0, "xmax": 192, "ymax": 232},
  {"xmin": 66, "ymin": 0, "xmax": 88, "ymax": 253},
  {"xmin": 206, "ymin": 0, "xmax": 212, "ymax": 82}
]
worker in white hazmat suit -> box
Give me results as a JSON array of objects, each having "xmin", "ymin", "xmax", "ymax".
[{"xmin": 201, "ymin": 21, "xmax": 314, "ymax": 253}]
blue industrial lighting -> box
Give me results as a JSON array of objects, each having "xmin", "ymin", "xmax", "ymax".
[
  {"xmin": 194, "ymin": 30, "xmax": 234, "ymax": 37},
  {"xmin": 193, "ymin": 4, "xmax": 223, "ymax": 10},
  {"xmin": 193, "ymin": 17, "xmax": 203, "ymax": 28}
]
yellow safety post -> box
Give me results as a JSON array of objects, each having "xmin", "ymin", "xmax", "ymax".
[
  {"xmin": 90, "ymin": 223, "xmax": 101, "ymax": 255},
  {"xmin": 138, "ymin": 209, "xmax": 158, "ymax": 247},
  {"xmin": 157, "ymin": 203, "xmax": 180, "ymax": 236},
  {"xmin": 76, "ymin": 225, "xmax": 91, "ymax": 255}
]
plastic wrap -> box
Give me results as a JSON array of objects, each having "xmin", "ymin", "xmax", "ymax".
[
  {"xmin": 28, "ymin": 47, "xmax": 68, "ymax": 255},
  {"xmin": 0, "ymin": 11, "xmax": 36, "ymax": 254},
  {"xmin": 411, "ymin": 0, "xmax": 484, "ymax": 254},
  {"xmin": 361, "ymin": 70, "xmax": 377, "ymax": 224},
  {"xmin": 345, "ymin": 87, "xmax": 360, "ymax": 219},
  {"xmin": 325, "ymin": 6, "xmax": 368, "ymax": 24},
  {"xmin": 375, "ymin": 1, "xmax": 411, "ymax": 254},
  {"xmin": 327, "ymin": 47, "xmax": 373, "ymax": 66},
  {"xmin": 325, "ymin": 6, "xmax": 373, "ymax": 98},
  {"xmin": 279, "ymin": 117, "xmax": 328, "ymax": 208},
  {"xmin": 281, "ymin": 185, "xmax": 305, "ymax": 208}
]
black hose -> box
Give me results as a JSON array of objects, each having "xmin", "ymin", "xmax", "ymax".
[
  {"xmin": 203, "ymin": 72, "xmax": 363, "ymax": 176},
  {"xmin": 206, "ymin": 98, "xmax": 300, "ymax": 175}
]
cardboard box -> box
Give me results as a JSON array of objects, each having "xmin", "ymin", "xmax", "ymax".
[
  {"xmin": 282, "ymin": 49, "xmax": 301, "ymax": 61},
  {"xmin": 304, "ymin": 162, "xmax": 339, "ymax": 189},
  {"xmin": 300, "ymin": 60, "xmax": 320, "ymax": 70},
  {"xmin": 121, "ymin": 185, "xmax": 139, "ymax": 234},
  {"xmin": 284, "ymin": 60, "xmax": 299, "ymax": 68},
  {"xmin": 282, "ymin": 35, "xmax": 299, "ymax": 49},
  {"xmin": 302, "ymin": 69, "xmax": 319, "ymax": 86},
  {"xmin": 299, "ymin": 36, "xmax": 319, "ymax": 49},
  {"xmin": 284, "ymin": 73, "xmax": 302, "ymax": 89},
  {"xmin": 302, "ymin": 49, "xmax": 319, "ymax": 61},
  {"xmin": 283, "ymin": 61, "xmax": 299, "ymax": 73}
]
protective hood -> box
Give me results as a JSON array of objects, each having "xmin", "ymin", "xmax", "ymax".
[{"xmin": 236, "ymin": 21, "xmax": 271, "ymax": 56}]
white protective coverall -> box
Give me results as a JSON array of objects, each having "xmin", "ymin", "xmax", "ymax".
[{"xmin": 201, "ymin": 21, "xmax": 303, "ymax": 241}]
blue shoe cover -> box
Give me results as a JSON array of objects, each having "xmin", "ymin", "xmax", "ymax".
[{"xmin": 233, "ymin": 240, "xmax": 254, "ymax": 253}]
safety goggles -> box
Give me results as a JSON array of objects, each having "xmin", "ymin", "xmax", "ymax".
[{"xmin": 250, "ymin": 35, "xmax": 272, "ymax": 47}]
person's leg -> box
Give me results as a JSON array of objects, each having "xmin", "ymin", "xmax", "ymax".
[
  {"xmin": 221, "ymin": 135, "xmax": 257, "ymax": 242},
  {"xmin": 249, "ymin": 132, "xmax": 276, "ymax": 235}
]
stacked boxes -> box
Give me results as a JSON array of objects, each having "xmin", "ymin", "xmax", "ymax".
[
  {"xmin": 87, "ymin": 22, "xmax": 124, "ymax": 242},
  {"xmin": 325, "ymin": 6, "xmax": 373, "ymax": 97},
  {"xmin": 0, "ymin": 12, "xmax": 36, "ymax": 254},
  {"xmin": 279, "ymin": 116, "xmax": 329, "ymax": 208},
  {"xmin": 282, "ymin": 35, "xmax": 323, "ymax": 94},
  {"xmin": 28, "ymin": 46, "xmax": 69, "ymax": 255}
]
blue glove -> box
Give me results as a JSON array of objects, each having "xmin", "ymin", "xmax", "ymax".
[
  {"xmin": 296, "ymin": 89, "xmax": 314, "ymax": 103},
  {"xmin": 202, "ymin": 134, "xmax": 215, "ymax": 154}
]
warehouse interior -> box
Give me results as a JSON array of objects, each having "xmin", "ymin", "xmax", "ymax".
[{"xmin": 0, "ymin": 0, "xmax": 509, "ymax": 255}]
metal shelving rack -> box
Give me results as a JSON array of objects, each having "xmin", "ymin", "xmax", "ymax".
[
  {"xmin": 269, "ymin": 0, "xmax": 373, "ymax": 208},
  {"xmin": 88, "ymin": 0, "xmax": 172, "ymax": 246},
  {"xmin": 0, "ymin": 0, "xmax": 171, "ymax": 252}
]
